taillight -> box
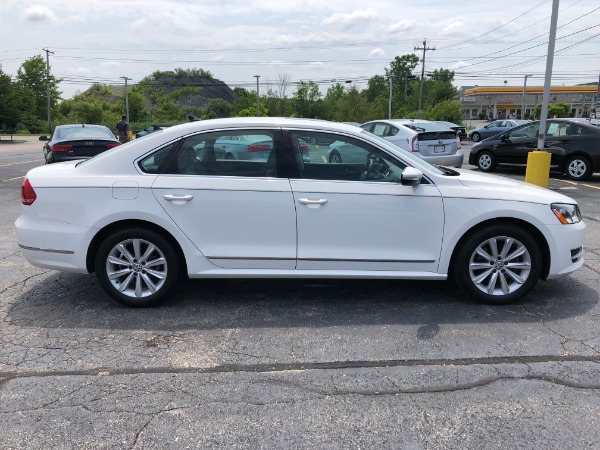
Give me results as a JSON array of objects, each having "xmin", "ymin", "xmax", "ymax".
[
  {"xmin": 247, "ymin": 143, "xmax": 270, "ymax": 152},
  {"xmin": 21, "ymin": 179, "xmax": 37, "ymax": 205},
  {"xmin": 411, "ymin": 136, "xmax": 419, "ymax": 152},
  {"xmin": 106, "ymin": 143, "xmax": 120, "ymax": 149},
  {"xmin": 51, "ymin": 144, "xmax": 72, "ymax": 152}
]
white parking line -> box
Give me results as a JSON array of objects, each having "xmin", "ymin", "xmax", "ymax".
[
  {"xmin": 0, "ymin": 175, "xmax": 26, "ymax": 182},
  {"xmin": 0, "ymin": 159, "xmax": 43, "ymax": 168}
]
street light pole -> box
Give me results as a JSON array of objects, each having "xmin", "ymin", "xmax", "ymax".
[
  {"xmin": 119, "ymin": 76, "xmax": 132, "ymax": 123},
  {"xmin": 521, "ymin": 75, "xmax": 533, "ymax": 120},
  {"xmin": 42, "ymin": 48, "xmax": 54, "ymax": 134},
  {"xmin": 388, "ymin": 76, "xmax": 394, "ymax": 119},
  {"xmin": 254, "ymin": 75, "xmax": 260, "ymax": 117}
]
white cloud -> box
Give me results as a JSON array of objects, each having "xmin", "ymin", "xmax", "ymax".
[
  {"xmin": 22, "ymin": 5, "xmax": 56, "ymax": 22},
  {"xmin": 369, "ymin": 48, "xmax": 386, "ymax": 59},
  {"xmin": 449, "ymin": 61, "xmax": 469, "ymax": 70},
  {"xmin": 100, "ymin": 61, "xmax": 122, "ymax": 68},
  {"xmin": 73, "ymin": 67, "xmax": 91, "ymax": 75},
  {"xmin": 441, "ymin": 19, "xmax": 464, "ymax": 36},
  {"xmin": 322, "ymin": 9, "xmax": 379, "ymax": 31},
  {"xmin": 390, "ymin": 19, "xmax": 416, "ymax": 33}
]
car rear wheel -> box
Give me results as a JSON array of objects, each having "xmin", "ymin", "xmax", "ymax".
[
  {"xmin": 329, "ymin": 151, "xmax": 342, "ymax": 163},
  {"xmin": 476, "ymin": 151, "xmax": 496, "ymax": 172},
  {"xmin": 454, "ymin": 224, "xmax": 541, "ymax": 305},
  {"xmin": 471, "ymin": 132, "xmax": 481, "ymax": 142},
  {"xmin": 564, "ymin": 155, "xmax": 592, "ymax": 181},
  {"xmin": 95, "ymin": 228, "xmax": 180, "ymax": 307}
]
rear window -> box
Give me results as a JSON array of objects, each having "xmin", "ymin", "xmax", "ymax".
[
  {"xmin": 396, "ymin": 122, "xmax": 449, "ymax": 132},
  {"xmin": 56, "ymin": 126, "xmax": 115, "ymax": 140}
]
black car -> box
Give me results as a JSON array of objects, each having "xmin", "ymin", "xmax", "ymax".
[
  {"xmin": 41, "ymin": 124, "xmax": 121, "ymax": 164},
  {"xmin": 468, "ymin": 118, "xmax": 600, "ymax": 181},
  {"xmin": 435, "ymin": 121, "xmax": 467, "ymax": 140},
  {"xmin": 135, "ymin": 124, "xmax": 170, "ymax": 139}
]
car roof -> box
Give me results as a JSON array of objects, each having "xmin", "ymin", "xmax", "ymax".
[
  {"xmin": 56, "ymin": 124, "xmax": 110, "ymax": 129},
  {"xmin": 158, "ymin": 117, "xmax": 364, "ymax": 138}
]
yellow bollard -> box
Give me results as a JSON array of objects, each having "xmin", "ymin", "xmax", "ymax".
[
  {"xmin": 525, "ymin": 150, "xmax": 551, "ymax": 188},
  {"xmin": 128, "ymin": 130, "xmax": 133, "ymax": 141}
]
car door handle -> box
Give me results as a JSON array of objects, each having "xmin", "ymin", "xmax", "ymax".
[
  {"xmin": 298, "ymin": 198, "xmax": 328, "ymax": 208},
  {"xmin": 163, "ymin": 194, "xmax": 194, "ymax": 203}
]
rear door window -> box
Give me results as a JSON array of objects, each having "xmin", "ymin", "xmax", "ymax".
[{"xmin": 164, "ymin": 130, "xmax": 281, "ymax": 178}]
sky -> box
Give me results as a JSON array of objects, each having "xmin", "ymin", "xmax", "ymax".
[{"xmin": 1, "ymin": 0, "xmax": 599, "ymax": 100}]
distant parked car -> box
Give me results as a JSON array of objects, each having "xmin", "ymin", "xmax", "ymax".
[
  {"xmin": 361, "ymin": 119, "xmax": 463, "ymax": 168},
  {"xmin": 135, "ymin": 125, "xmax": 170, "ymax": 139},
  {"xmin": 435, "ymin": 121, "xmax": 467, "ymax": 140},
  {"xmin": 468, "ymin": 119, "xmax": 529, "ymax": 142},
  {"xmin": 469, "ymin": 118, "xmax": 600, "ymax": 180},
  {"xmin": 40, "ymin": 124, "xmax": 120, "ymax": 164}
]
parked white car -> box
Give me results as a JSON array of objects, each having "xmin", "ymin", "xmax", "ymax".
[
  {"xmin": 16, "ymin": 118, "xmax": 585, "ymax": 307},
  {"xmin": 361, "ymin": 119, "xmax": 463, "ymax": 167}
]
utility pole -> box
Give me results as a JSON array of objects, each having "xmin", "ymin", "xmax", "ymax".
[
  {"xmin": 537, "ymin": 0, "xmax": 560, "ymax": 151},
  {"xmin": 414, "ymin": 39, "xmax": 435, "ymax": 119},
  {"xmin": 42, "ymin": 48, "xmax": 54, "ymax": 134},
  {"xmin": 254, "ymin": 75, "xmax": 260, "ymax": 117},
  {"xmin": 119, "ymin": 76, "xmax": 132, "ymax": 124}
]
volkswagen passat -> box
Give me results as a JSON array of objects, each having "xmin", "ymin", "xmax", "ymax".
[{"xmin": 16, "ymin": 118, "xmax": 585, "ymax": 307}]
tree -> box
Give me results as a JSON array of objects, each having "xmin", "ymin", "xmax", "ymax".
[
  {"xmin": 534, "ymin": 102, "xmax": 571, "ymax": 118},
  {"xmin": 332, "ymin": 86, "xmax": 371, "ymax": 123},
  {"xmin": 424, "ymin": 69, "xmax": 457, "ymax": 106},
  {"xmin": 0, "ymin": 65, "xmax": 21, "ymax": 131},
  {"xmin": 292, "ymin": 81, "xmax": 322, "ymax": 118},
  {"xmin": 16, "ymin": 55, "xmax": 61, "ymax": 128},
  {"xmin": 204, "ymin": 98, "xmax": 233, "ymax": 119},
  {"xmin": 423, "ymin": 99, "xmax": 463, "ymax": 123},
  {"xmin": 365, "ymin": 75, "xmax": 387, "ymax": 102}
]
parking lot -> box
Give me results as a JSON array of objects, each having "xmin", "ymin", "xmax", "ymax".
[{"xmin": 1, "ymin": 137, "xmax": 599, "ymax": 448}]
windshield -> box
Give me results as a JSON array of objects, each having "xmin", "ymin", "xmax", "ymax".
[{"xmin": 360, "ymin": 130, "xmax": 444, "ymax": 175}]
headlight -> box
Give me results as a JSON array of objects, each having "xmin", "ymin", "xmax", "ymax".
[{"xmin": 551, "ymin": 203, "xmax": 581, "ymax": 224}]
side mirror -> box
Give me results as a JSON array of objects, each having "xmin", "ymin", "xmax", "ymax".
[
  {"xmin": 500, "ymin": 134, "xmax": 508, "ymax": 142},
  {"xmin": 39, "ymin": 135, "xmax": 49, "ymax": 141},
  {"xmin": 401, "ymin": 167, "xmax": 423, "ymax": 186}
]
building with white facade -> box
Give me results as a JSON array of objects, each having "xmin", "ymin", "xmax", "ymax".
[{"xmin": 459, "ymin": 85, "xmax": 599, "ymax": 120}]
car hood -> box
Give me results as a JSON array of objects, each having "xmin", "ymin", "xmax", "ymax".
[{"xmin": 439, "ymin": 169, "xmax": 577, "ymax": 205}]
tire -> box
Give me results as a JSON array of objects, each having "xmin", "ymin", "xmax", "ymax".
[
  {"xmin": 329, "ymin": 151, "xmax": 342, "ymax": 163},
  {"xmin": 471, "ymin": 132, "xmax": 481, "ymax": 142},
  {"xmin": 95, "ymin": 228, "xmax": 180, "ymax": 307},
  {"xmin": 454, "ymin": 224, "xmax": 542, "ymax": 305},
  {"xmin": 476, "ymin": 151, "xmax": 496, "ymax": 172},
  {"xmin": 564, "ymin": 155, "xmax": 592, "ymax": 181},
  {"xmin": 225, "ymin": 153, "xmax": 235, "ymax": 160}
]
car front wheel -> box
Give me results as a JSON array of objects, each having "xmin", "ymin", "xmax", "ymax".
[
  {"xmin": 471, "ymin": 132, "xmax": 481, "ymax": 142},
  {"xmin": 476, "ymin": 151, "xmax": 496, "ymax": 172},
  {"xmin": 454, "ymin": 224, "xmax": 542, "ymax": 305},
  {"xmin": 95, "ymin": 228, "xmax": 180, "ymax": 307},
  {"xmin": 564, "ymin": 155, "xmax": 592, "ymax": 181}
]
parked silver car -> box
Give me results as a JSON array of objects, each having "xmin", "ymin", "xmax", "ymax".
[{"xmin": 361, "ymin": 119, "xmax": 463, "ymax": 168}]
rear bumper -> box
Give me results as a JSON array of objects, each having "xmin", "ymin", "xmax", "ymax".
[{"xmin": 15, "ymin": 213, "xmax": 91, "ymax": 273}]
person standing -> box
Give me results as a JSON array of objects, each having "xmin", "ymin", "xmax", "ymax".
[{"xmin": 116, "ymin": 114, "xmax": 130, "ymax": 144}]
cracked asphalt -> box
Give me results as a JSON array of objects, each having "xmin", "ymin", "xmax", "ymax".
[{"xmin": 1, "ymin": 138, "xmax": 599, "ymax": 449}]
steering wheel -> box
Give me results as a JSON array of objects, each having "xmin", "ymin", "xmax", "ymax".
[{"xmin": 360, "ymin": 154, "xmax": 387, "ymax": 181}]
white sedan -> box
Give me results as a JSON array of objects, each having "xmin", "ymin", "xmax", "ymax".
[{"xmin": 16, "ymin": 118, "xmax": 585, "ymax": 307}]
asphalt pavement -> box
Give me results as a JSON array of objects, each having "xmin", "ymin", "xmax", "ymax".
[{"xmin": 0, "ymin": 136, "xmax": 599, "ymax": 449}]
